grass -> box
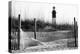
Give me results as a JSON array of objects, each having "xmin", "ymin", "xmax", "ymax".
[{"xmin": 20, "ymin": 30, "xmax": 74, "ymax": 42}]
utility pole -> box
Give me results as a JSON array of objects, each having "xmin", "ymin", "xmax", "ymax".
[{"xmin": 34, "ymin": 18, "xmax": 36, "ymax": 39}]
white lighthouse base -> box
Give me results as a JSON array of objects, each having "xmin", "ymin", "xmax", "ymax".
[{"xmin": 52, "ymin": 18, "xmax": 56, "ymax": 25}]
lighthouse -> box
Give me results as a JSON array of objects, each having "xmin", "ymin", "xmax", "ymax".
[{"xmin": 52, "ymin": 7, "xmax": 56, "ymax": 25}]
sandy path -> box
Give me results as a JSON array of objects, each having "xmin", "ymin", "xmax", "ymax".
[{"xmin": 12, "ymin": 38, "xmax": 76, "ymax": 53}]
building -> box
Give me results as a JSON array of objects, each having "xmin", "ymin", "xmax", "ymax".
[{"xmin": 52, "ymin": 6, "xmax": 56, "ymax": 25}]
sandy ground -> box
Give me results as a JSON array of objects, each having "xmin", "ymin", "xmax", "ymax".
[{"xmin": 12, "ymin": 38, "xmax": 77, "ymax": 53}]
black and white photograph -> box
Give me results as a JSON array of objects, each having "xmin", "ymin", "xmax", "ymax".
[{"xmin": 8, "ymin": 0, "xmax": 78, "ymax": 53}]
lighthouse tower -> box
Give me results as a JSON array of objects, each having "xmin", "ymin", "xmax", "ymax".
[{"xmin": 52, "ymin": 7, "xmax": 56, "ymax": 25}]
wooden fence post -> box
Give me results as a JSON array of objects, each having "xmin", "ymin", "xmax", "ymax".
[
  {"xmin": 34, "ymin": 18, "xmax": 36, "ymax": 39},
  {"xmin": 74, "ymin": 17, "xmax": 78, "ymax": 47},
  {"xmin": 18, "ymin": 14, "xmax": 20, "ymax": 49}
]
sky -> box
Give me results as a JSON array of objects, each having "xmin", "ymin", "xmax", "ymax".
[{"xmin": 11, "ymin": 1, "xmax": 78, "ymax": 24}]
